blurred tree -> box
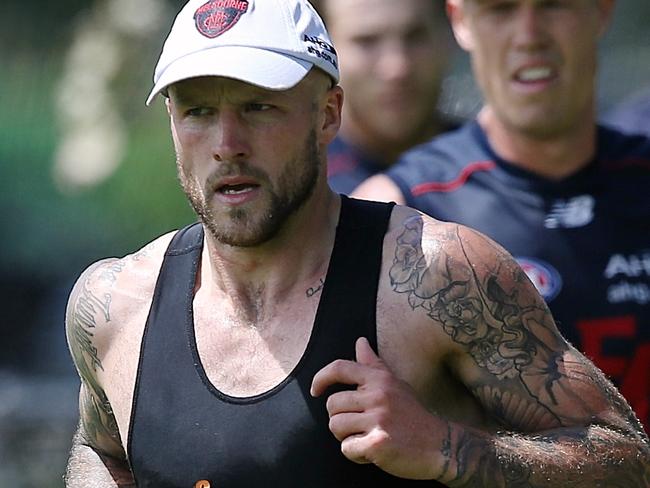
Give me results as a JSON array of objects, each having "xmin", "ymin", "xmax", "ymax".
[
  {"xmin": 2, "ymin": 0, "xmax": 194, "ymax": 285},
  {"xmin": 0, "ymin": 2, "xmax": 193, "ymax": 484}
]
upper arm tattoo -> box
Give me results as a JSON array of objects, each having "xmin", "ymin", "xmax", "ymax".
[
  {"xmin": 68, "ymin": 259, "xmax": 124, "ymax": 382},
  {"xmin": 388, "ymin": 217, "xmax": 649, "ymax": 488},
  {"xmin": 389, "ymin": 217, "xmax": 600, "ymax": 431},
  {"xmin": 69, "ymin": 282, "xmax": 111, "ymax": 375},
  {"xmin": 67, "ymin": 259, "xmax": 126, "ymax": 455}
]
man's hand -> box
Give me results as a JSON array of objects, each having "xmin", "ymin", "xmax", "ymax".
[{"xmin": 311, "ymin": 337, "xmax": 446, "ymax": 481}]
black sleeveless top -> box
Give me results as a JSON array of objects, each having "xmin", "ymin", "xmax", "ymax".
[{"xmin": 128, "ymin": 196, "xmax": 445, "ymax": 487}]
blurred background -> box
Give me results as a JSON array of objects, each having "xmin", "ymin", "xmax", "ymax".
[{"xmin": 0, "ymin": 1, "xmax": 648, "ymax": 486}]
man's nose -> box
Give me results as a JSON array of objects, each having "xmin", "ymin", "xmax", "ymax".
[
  {"xmin": 512, "ymin": 5, "xmax": 549, "ymax": 51},
  {"xmin": 376, "ymin": 40, "xmax": 412, "ymax": 81},
  {"xmin": 212, "ymin": 111, "xmax": 251, "ymax": 162}
]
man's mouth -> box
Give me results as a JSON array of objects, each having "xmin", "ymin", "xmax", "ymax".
[
  {"xmin": 514, "ymin": 66, "xmax": 555, "ymax": 83},
  {"xmin": 218, "ymin": 183, "xmax": 259, "ymax": 195}
]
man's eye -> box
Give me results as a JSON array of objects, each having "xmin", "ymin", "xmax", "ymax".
[
  {"xmin": 246, "ymin": 103, "xmax": 273, "ymax": 112},
  {"xmin": 186, "ymin": 107, "xmax": 213, "ymax": 117},
  {"xmin": 351, "ymin": 34, "xmax": 380, "ymax": 49}
]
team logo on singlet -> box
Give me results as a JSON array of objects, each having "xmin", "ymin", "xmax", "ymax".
[
  {"xmin": 194, "ymin": 0, "xmax": 249, "ymax": 39},
  {"xmin": 516, "ymin": 257, "xmax": 563, "ymax": 302}
]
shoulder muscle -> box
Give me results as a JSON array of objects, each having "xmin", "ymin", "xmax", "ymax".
[{"xmin": 65, "ymin": 231, "xmax": 176, "ymax": 456}]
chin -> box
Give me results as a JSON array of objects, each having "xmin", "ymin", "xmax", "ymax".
[
  {"xmin": 506, "ymin": 109, "xmax": 574, "ymax": 139},
  {"xmin": 522, "ymin": 121, "xmax": 574, "ymax": 140},
  {"xmin": 374, "ymin": 119, "xmax": 421, "ymax": 142},
  {"xmin": 208, "ymin": 223, "xmax": 281, "ymax": 248}
]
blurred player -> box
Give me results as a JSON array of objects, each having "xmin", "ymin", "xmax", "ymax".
[
  {"xmin": 314, "ymin": 0, "xmax": 457, "ymax": 194},
  {"xmin": 354, "ymin": 0, "xmax": 650, "ymax": 432}
]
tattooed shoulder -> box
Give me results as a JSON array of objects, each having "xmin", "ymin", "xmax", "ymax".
[
  {"xmin": 387, "ymin": 216, "xmax": 596, "ymax": 430},
  {"xmin": 66, "ymin": 258, "xmax": 122, "ymax": 380},
  {"xmin": 388, "ymin": 217, "xmax": 557, "ymax": 348},
  {"xmin": 65, "ymin": 234, "xmax": 173, "ymax": 378}
]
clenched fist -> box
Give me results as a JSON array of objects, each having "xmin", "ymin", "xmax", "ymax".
[{"xmin": 311, "ymin": 337, "xmax": 448, "ymax": 481}]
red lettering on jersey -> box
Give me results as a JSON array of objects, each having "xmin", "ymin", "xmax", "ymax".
[
  {"xmin": 577, "ymin": 316, "xmax": 649, "ymax": 433},
  {"xmin": 577, "ymin": 316, "xmax": 635, "ymax": 376}
]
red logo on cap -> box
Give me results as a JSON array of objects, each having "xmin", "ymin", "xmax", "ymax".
[{"xmin": 194, "ymin": 0, "xmax": 249, "ymax": 39}]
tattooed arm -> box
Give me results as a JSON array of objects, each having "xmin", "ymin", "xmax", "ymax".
[
  {"xmin": 396, "ymin": 215, "xmax": 649, "ymax": 486},
  {"xmin": 313, "ymin": 212, "xmax": 650, "ymax": 487},
  {"xmin": 64, "ymin": 259, "xmax": 135, "ymax": 487}
]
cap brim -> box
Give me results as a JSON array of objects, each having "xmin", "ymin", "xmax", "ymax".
[{"xmin": 146, "ymin": 46, "xmax": 312, "ymax": 105}]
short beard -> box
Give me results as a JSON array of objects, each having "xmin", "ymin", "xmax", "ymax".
[{"xmin": 177, "ymin": 128, "xmax": 321, "ymax": 248}]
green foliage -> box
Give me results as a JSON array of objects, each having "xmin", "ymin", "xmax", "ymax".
[{"xmin": 0, "ymin": 43, "xmax": 193, "ymax": 280}]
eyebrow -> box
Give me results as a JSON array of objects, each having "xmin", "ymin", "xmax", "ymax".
[
  {"xmin": 168, "ymin": 90, "xmax": 199, "ymax": 106},
  {"xmin": 170, "ymin": 86, "xmax": 292, "ymax": 107}
]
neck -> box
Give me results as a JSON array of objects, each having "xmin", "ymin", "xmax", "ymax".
[
  {"xmin": 339, "ymin": 113, "xmax": 443, "ymax": 169},
  {"xmin": 478, "ymin": 107, "xmax": 597, "ymax": 180},
  {"xmin": 199, "ymin": 185, "xmax": 340, "ymax": 320}
]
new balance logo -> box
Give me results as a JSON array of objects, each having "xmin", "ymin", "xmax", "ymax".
[{"xmin": 545, "ymin": 195, "xmax": 595, "ymax": 229}]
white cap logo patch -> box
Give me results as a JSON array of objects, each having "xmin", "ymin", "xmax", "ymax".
[{"xmin": 194, "ymin": 0, "xmax": 249, "ymax": 38}]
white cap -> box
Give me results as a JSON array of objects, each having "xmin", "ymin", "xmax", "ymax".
[{"xmin": 146, "ymin": 0, "xmax": 339, "ymax": 105}]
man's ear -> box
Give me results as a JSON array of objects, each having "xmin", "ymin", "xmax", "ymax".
[
  {"xmin": 596, "ymin": 0, "xmax": 616, "ymax": 38},
  {"xmin": 447, "ymin": 0, "xmax": 475, "ymax": 52},
  {"xmin": 319, "ymin": 85, "xmax": 343, "ymax": 146}
]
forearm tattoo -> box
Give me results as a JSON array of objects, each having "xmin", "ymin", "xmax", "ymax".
[{"xmin": 445, "ymin": 427, "xmax": 650, "ymax": 488}]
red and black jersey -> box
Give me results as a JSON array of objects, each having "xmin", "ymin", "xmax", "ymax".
[{"xmin": 326, "ymin": 135, "xmax": 388, "ymax": 195}]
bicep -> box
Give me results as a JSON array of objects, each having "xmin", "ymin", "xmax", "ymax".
[
  {"xmin": 386, "ymin": 215, "xmax": 637, "ymax": 434},
  {"xmin": 443, "ymin": 230, "xmax": 637, "ymax": 433},
  {"xmin": 452, "ymin": 326, "xmax": 622, "ymax": 432}
]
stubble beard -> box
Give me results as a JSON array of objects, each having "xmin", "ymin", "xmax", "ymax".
[{"xmin": 177, "ymin": 128, "xmax": 321, "ymax": 248}]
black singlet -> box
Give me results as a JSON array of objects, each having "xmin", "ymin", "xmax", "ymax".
[{"xmin": 128, "ymin": 195, "xmax": 445, "ymax": 487}]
